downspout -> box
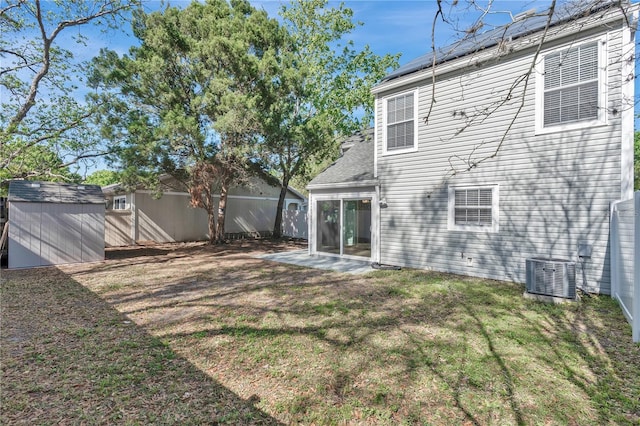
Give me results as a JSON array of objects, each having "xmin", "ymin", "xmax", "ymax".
[
  {"xmin": 620, "ymin": 8, "xmax": 636, "ymax": 200},
  {"xmin": 375, "ymin": 184, "xmax": 381, "ymax": 264},
  {"xmin": 373, "ymin": 94, "xmax": 382, "ymax": 265},
  {"xmin": 307, "ymin": 193, "xmax": 313, "ymax": 255}
]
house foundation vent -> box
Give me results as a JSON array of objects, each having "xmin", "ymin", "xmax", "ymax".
[{"xmin": 525, "ymin": 258, "xmax": 576, "ymax": 299}]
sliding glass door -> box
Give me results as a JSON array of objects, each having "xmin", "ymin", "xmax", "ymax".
[
  {"xmin": 316, "ymin": 200, "xmax": 341, "ymax": 254},
  {"xmin": 316, "ymin": 198, "xmax": 371, "ymax": 259},
  {"xmin": 343, "ymin": 200, "xmax": 371, "ymax": 258}
]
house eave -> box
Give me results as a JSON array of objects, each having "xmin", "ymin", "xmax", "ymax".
[{"xmin": 307, "ymin": 180, "xmax": 379, "ymax": 191}]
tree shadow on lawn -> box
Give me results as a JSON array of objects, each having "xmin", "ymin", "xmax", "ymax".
[
  {"xmin": 0, "ymin": 267, "xmax": 282, "ymax": 425},
  {"xmin": 105, "ymin": 239, "xmax": 306, "ymax": 262},
  {"xmin": 150, "ymin": 270, "xmax": 640, "ymax": 425},
  {"xmin": 452, "ymin": 284, "xmax": 640, "ymax": 425},
  {"xmin": 85, "ymin": 239, "xmax": 307, "ymax": 277},
  {"xmin": 58, "ymin": 242, "xmax": 640, "ymax": 424}
]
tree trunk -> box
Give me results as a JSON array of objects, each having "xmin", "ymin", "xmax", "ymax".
[
  {"xmin": 215, "ymin": 180, "xmax": 229, "ymax": 244},
  {"xmin": 207, "ymin": 206, "xmax": 217, "ymax": 244},
  {"xmin": 272, "ymin": 175, "xmax": 290, "ymax": 239}
]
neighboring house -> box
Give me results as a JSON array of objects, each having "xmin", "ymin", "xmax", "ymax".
[
  {"xmin": 7, "ymin": 181, "xmax": 105, "ymax": 268},
  {"xmin": 308, "ymin": 1, "xmax": 637, "ymax": 294},
  {"xmin": 103, "ymin": 175, "xmax": 305, "ymax": 246}
]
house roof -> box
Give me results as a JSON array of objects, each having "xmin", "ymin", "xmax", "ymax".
[
  {"xmin": 102, "ymin": 173, "xmax": 307, "ymax": 201},
  {"xmin": 380, "ymin": 0, "xmax": 622, "ymax": 83},
  {"xmin": 307, "ymin": 128, "xmax": 376, "ymax": 189},
  {"xmin": 8, "ymin": 180, "xmax": 105, "ymax": 204}
]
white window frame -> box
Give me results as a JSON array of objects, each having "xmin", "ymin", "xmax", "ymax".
[
  {"xmin": 448, "ymin": 185, "xmax": 499, "ymax": 233},
  {"xmin": 535, "ymin": 36, "xmax": 607, "ymax": 135},
  {"xmin": 309, "ymin": 190, "xmax": 378, "ymax": 262},
  {"xmin": 382, "ymin": 88, "xmax": 419, "ymax": 155},
  {"xmin": 113, "ymin": 195, "xmax": 127, "ymax": 210}
]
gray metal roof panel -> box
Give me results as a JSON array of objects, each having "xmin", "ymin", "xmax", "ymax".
[
  {"xmin": 308, "ymin": 128, "xmax": 375, "ymax": 187},
  {"xmin": 8, "ymin": 181, "xmax": 105, "ymax": 204},
  {"xmin": 380, "ymin": 0, "xmax": 619, "ymax": 83}
]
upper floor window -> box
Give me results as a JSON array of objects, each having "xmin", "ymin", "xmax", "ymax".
[
  {"xmin": 448, "ymin": 185, "xmax": 499, "ymax": 233},
  {"xmin": 113, "ymin": 195, "xmax": 127, "ymax": 210},
  {"xmin": 384, "ymin": 90, "xmax": 418, "ymax": 153},
  {"xmin": 537, "ymin": 39, "xmax": 605, "ymax": 133}
]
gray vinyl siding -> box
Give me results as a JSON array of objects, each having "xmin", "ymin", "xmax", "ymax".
[
  {"xmin": 376, "ymin": 28, "xmax": 625, "ymax": 293},
  {"xmin": 9, "ymin": 202, "xmax": 105, "ymax": 268}
]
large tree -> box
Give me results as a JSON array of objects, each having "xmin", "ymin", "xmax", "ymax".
[
  {"xmin": 0, "ymin": 0, "xmax": 137, "ymax": 190},
  {"xmin": 83, "ymin": 169, "xmax": 121, "ymax": 186},
  {"xmin": 261, "ymin": 0, "xmax": 399, "ymax": 238},
  {"xmin": 89, "ymin": 0, "xmax": 283, "ymax": 243}
]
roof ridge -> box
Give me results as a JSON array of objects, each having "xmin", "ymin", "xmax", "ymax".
[{"xmin": 380, "ymin": 0, "xmax": 624, "ymax": 83}]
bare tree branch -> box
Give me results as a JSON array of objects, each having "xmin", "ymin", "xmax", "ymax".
[
  {"xmin": 424, "ymin": 0, "xmax": 446, "ymax": 125},
  {"xmin": 442, "ymin": 0, "xmax": 558, "ymax": 180},
  {"xmin": 5, "ymin": 0, "xmax": 130, "ymax": 132},
  {"xmin": 0, "ymin": 107, "xmax": 97, "ymax": 170},
  {"xmin": 0, "ymin": 0, "xmax": 26, "ymax": 21}
]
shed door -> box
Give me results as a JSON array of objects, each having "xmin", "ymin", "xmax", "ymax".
[
  {"xmin": 8, "ymin": 202, "xmax": 43, "ymax": 268},
  {"xmin": 81, "ymin": 204, "xmax": 105, "ymax": 263},
  {"xmin": 41, "ymin": 203, "xmax": 82, "ymax": 265}
]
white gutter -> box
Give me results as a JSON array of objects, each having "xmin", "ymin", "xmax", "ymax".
[{"xmin": 307, "ymin": 180, "xmax": 379, "ymax": 191}]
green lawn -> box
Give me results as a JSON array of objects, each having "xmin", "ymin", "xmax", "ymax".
[{"xmin": 1, "ymin": 241, "xmax": 639, "ymax": 425}]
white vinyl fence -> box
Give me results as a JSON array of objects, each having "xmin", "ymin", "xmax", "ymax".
[
  {"xmin": 282, "ymin": 210, "xmax": 308, "ymax": 239},
  {"xmin": 610, "ymin": 191, "xmax": 640, "ymax": 342}
]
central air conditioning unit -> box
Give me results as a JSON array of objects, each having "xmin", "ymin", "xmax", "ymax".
[{"xmin": 525, "ymin": 258, "xmax": 576, "ymax": 299}]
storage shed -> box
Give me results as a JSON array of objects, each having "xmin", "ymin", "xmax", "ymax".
[{"xmin": 8, "ymin": 181, "xmax": 105, "ymax": 268}]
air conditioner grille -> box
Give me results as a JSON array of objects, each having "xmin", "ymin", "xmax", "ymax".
[{"xmin": 526, "ymin": 258, "xmax": 576, "ymax": 299}]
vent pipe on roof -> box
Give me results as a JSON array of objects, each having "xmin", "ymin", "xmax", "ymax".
[{"xmin": 514, "ymin": 8, "xmax": 537, "ymax": 21}]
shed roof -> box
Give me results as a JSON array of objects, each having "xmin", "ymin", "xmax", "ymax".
[
  {"xmin": 8, "ymin": 181, "xmax": 105, "ymax": 204},
  {"xmin": 381, "ymin": 0, "xmax": 621, "ymax": 83},
  {"xmin": 308, "ymin": 128, "xmax": 375, "ymax": 189}
]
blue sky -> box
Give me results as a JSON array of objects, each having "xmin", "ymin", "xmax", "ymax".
[{"xmin": 88, "ymin": 0, "xmax": 551, "ymax": 71}]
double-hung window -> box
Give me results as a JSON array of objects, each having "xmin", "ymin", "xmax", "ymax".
[
  {"xmin": 384, "ymin": 90, "xmax": 417, "ymax": 153},
  {"xmin": 113, "ymin": 195, "xmax": 127, "ymax": 210},
  {"xmin": 537, "ymin": 39, "xmax": 605, "ymax": 132},
  {"xmin": 448, "ymin": 185, "xmax": 499, "ymax": 232}
]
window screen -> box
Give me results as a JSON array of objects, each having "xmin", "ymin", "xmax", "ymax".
[
  {"xmin": 454, "ymin": 188, "xmax": 493, "ymax": 226},
  {"xmin": 543, "ymin": 42, "xmax": 598, "ymax": 126},
  {"xmin": 386, "ymin": 92, "xmax": 415, "ymax": 151}
]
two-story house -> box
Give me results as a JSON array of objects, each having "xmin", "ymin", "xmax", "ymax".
[{"xmin": 307, "ymin": 0, "xmax": 637, "ymax": 294}]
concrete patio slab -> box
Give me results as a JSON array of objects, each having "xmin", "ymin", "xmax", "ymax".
[{"xmin": 257, "ymin": 250, "xmax": 374, "ymax": 275}]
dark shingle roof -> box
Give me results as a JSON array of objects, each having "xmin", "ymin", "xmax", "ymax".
[
  {"xmin": 8, "ymin": 181, "xmax": 105, "ymax": 204},
  {"xmin": 381, "ymin": 0, "xmax": 620, "ymax": 83},
  {"xmin": 308, "ymin": 128, "xmax": 375, "ymax": 187}
]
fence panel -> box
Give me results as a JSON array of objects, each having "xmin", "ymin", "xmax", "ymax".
[
  {"xmin": 282, "ymin": 210, "xmax": 308, "ymax": 239},
  {"xmin": 611, "ymin": 192, "xmax": 640, "ymax": 342},
  {"xmin": 105, "ymin": 210, "xmax": 133, "ymax": 247}
]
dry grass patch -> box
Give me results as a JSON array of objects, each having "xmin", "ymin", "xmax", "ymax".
[
  {"xmin": 0, "ymin": 254, "xmax": 281, "ymax": 425},
  {"xmin": 3, "ymin": 239, "xmax": 639, "ymax": 425}
]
